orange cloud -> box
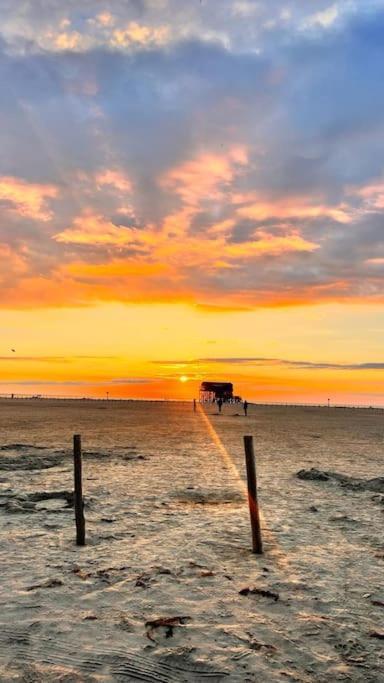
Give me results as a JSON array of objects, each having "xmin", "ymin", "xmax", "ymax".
[
  {"xmin": 4, "ymin": 149, "xmax": 372, "ymax": 311},
  {"xmin": 66, "ymin": 260, "xmax": 170, "ymax": 279},
  {"xmin": 53, "ymin": 31, "xmax": 86, "ymax": 50},
  {"xmin": 0, "ymin": 176, "xmax": 58, "ymax": 221},
  {"xmin": 112, "ymin": 22, "xmax": 170, "ymax": 47},
  {"xmin": 162, "ymin": 147, "xmax": 247, "ymax": 207},
  {"xmin": 54, "ymin": 211, "xmax": 140, "ymax": 246},
  {"xmin": 235, "ymin": 193, "xmax": 351, "ymax": 223},
  {"xmin": 0, "ymin": 244, "xmax": 28, "ymax": 279},
  {"xmin": 224, "ymin": 231, "xmax": 318, "ymax": 258},
  {"xmin": 2, "ymin": 260, "xmax": 384, "ymax": 311},
  {"xmin": 95, "ymin": 12, "xmax": 114, "ymax": 27},
  {"xmin": 53, "ymin": 144, "xmax": 319, "ymax": 295},
  {"xmin": 366, "ymin": 258, "xmax": 384, "ymax": 265},
  {"xmin": 95, "ymin": 169, "xmax": 132, "ymax": 193},
  {"xmin": 351, "ymin": 180, "xmax": 384, "ymax": 210},
  {"xmin": 55, "ymin": 209, "xmax": 317, "ymax": 279}
]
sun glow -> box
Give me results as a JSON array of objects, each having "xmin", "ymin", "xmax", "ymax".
[{"xmin": 180, "ymin": 375, "xmax": 189, "ymax": 383}]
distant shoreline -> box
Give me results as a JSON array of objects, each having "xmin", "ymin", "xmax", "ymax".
[{"xmin": 0, "ymin": 394, "xmax": 383, "ymax": 411}]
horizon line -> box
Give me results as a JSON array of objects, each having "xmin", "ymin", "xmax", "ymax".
[{"xmin": 1, "ymin": 393, "xmax": 383, "ymax": 410}]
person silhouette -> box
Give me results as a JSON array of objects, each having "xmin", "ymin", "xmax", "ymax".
[
  {"xmin": 217, "ymin": 397, "xmax": 223, "ymax": 413},
  {"xmin": 243, "ymin": 400, "xmax": 248, "ymax": 416}
]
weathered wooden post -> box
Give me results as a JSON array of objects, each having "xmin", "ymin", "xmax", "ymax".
[
  {"xmin": 73, "ymin": 434, "xmax": 85, "ymax": 546},
  {"xmin": 243, "ymin": 435, "xmax": 263, "ymax": 554},
  {"xmin": 193, "ymin": 398, "xmax": 197, "ymax": 412}
]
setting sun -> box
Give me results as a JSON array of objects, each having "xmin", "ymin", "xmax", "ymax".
[{"xmin": 179, "ymin": 375, "xmax": 189, "ymax": 383}]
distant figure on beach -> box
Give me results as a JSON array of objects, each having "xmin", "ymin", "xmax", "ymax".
[
  {"xmin": 243, "ymin": 400, "xmax": 248, "ymax": 416},
  {"xmin": 217, "ymin": 397, "xmax": 223, "ymax": 413}
]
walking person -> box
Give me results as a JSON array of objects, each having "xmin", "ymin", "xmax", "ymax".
[
  {"xmin": 217, "ymin": 397, "xmax": 223, "ymax": 413},
  {"xmin": 243, "ymin": 399, "xmax": 248, "ymax": 416}
]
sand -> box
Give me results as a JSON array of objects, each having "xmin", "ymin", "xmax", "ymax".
[{"xmin": 0, "ymin": 399, "xmax": 383, "ymax": 682}]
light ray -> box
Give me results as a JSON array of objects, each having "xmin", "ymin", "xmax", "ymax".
[{"xmin": 197, "ymin": 402, "xmax": 291, "ymax": 570}]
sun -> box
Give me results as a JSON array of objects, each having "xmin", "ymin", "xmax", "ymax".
[{"xmin": 179, "ymin": 375, "xmax": 189, "ymax": 383}]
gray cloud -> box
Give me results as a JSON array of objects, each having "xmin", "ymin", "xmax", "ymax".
[{"xmin": 153, "ymin": 357, "xmax": 384, "ymax": 370}]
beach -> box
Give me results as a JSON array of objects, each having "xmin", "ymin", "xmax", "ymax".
[{"xmin": 0, "ymin": 399, "xmax": 383, "ymax": 682}]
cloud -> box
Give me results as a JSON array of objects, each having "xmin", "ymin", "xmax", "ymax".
[
  {"xmin": 0, "ymin": 377, "xmax": 154, "ymax": 386},
  {"xmin": 111, "ymin": 22, "xmax": 170, "ymax": 48},
  {"xmin": 0, "ymin": 244, "xmax": 28, "ymax": 278},
  {"xmin": 366, "ymin": 258, "xmax": 384, "ymax": 266},
  {"xmin": 153, "ymin": 357, "xmax": 384, "ymax": 370},
  {"xmin": 0, "ymin": 355, "xmax": 119, "ymax": 363},
  {"xmin": 54, "ymin": 211, "xmax": 143, "ymax": 247},
  {"xmin": 110, "ymin": 377, "xmax": 160, "ymax": 384},
  {"xmin": 0, "ymin": 6, "xmax": 384, "ymax": 309},
  {"xmin": 235, "ymin": 193, "xmax": 352, "ymax": 224},
  {"xmin": 52, "ymin": 147, "xmax": 317, "ymax": 301},
  {"xmin": 350, "ymin": 179, "xmax": 384, "ymax": 211},
  {"xmin": 304, "ymin": 5, "xmax": 339, "ymax": 30},
  {"xmin": 0, "ymin": 177, "xmax": 58, "ymax": 221},
  {"xmin": 0, "ymin": 380, "xmax": 94, "ymax": 386},
  {"xmin": 0, "ymin": 1, "xmax": 358, "ymax": 56},
  {"xmin": 95, "ymin": 169, "xmax": 132, "ymax": 193},
  {"xmin": 161, "ymin": 147, "xmax": 247, "ymax": 208},
  {"xmin": 232, "ymin": 1, "xmax": 262, "ymax": 18}
]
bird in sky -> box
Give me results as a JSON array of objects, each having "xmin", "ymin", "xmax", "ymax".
[{"xmin": 11, "ymin": 349, "xmax": 15, "ymax": 353}]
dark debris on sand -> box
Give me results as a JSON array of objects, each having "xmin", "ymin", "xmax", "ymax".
[
  {"xmin": 0, "ymin": 442, "xmax": 145, "ymax": 472},
  {"xmin": 297, "ymin": 468, "xmax": 384, "ymax": 493}
]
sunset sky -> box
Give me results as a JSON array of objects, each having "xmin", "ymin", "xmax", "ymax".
[{"xmin": 1, "ymin": 0, "xmax": 384, "ymax": 404}]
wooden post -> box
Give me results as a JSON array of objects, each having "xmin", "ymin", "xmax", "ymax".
[
  {"xmin": 193, "ymin": 398, "xmax": 196, "ymax": 412},
  {"xmin": 243, "ymin": 435, "xmax": 263, "ymax": 554},
  {"xmin": 73, "ymin": 434, "xmax": 85, "ymax": 546}
]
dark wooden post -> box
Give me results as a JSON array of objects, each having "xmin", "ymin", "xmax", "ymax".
[
  {"xmin": 193, "ymin": 398, "xmax": 196, "ymax": 412},
  {"xmin": 243, "ymin": 435, "xmax": 263, "ymax": 554},
  {"xmin": 73, "ymin": 434, "xmax": 85, "ymax": 546}
]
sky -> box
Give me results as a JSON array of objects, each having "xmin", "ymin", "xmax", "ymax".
[{"xmin": 1, "ymin": 0, "xmax": 384, "ymax": 404}]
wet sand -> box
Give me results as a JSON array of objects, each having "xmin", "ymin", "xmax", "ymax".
[{"xmin": 0, "ymin": 399, "xmax": 383, "ymax": 681}]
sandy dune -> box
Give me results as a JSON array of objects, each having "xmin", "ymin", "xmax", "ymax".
[{"xmin": 0, "ymin": 400, "xmax": 383, "ymax": 681}]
